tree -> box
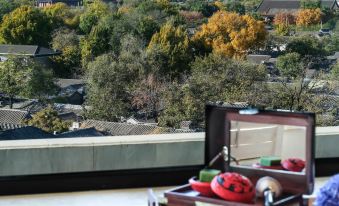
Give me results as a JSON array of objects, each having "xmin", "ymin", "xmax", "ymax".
[
  {"xmin": 0, "ymin": 6, "xmax": 53, "ymax": 46},
  {"xmin": 0, "ymin": 57, "xmax": 28, "ymax": 108},
  {"xmin": 0, "ymin": 0, "xmax": 34, "ymax": 21},
  {"xmin": 25, "ymin": 106, "xmax": 70, "ymax": 133},
  {"xmin": 193, "ymin": 11, "xmax": 267, "ymax": 58},
  {"xmin": 286, "ymin": 35, "xmax": 326, "ymax": 57},
  {"xmin": 147, "ymin": 21, "xmax": 192, "ymax": 78},
  {"xmin": 224, "ymin": 1, "xmax": 246, "ymax": 15},
  {"xmin": 276, "ymin": 52, "xmax": 304, "ymax": 79},
  {"xmin": 296, "ymin": 8, "xmax": 322, "ymax": 26},
  {"xmin": 23, "ymin": 60, "xmax": 56, "ymax": 99},
  {"xmin": 274, "ymin": 12, "xmax": 295, "ymax": 25},
  {"xmin": 300, "ymin": 0, "xmax": 320, "ymax": 9},
  {"xmin": 51, "ymin": 28, "xmax": 81, "ymax": 78},
  {"xmin": 79, "ymin": 0, "xmax": 110, "ymax": 34},
  {"xmin": 0, "ymin": 57, "xmax": 56, "ymax": 108},
  {"xmin": 186, "ymin": 0, "xmax": 217, "ymax": 17},
  {"xmin": 43, "ymin": 3, "xmax": 80, "ymax": 29},
  {"xmin": 158, "ymin": 54, "xmax": 266, "ymax": 127},
  {"xmin": 85, "ymin": 35, "xmax": 144, "ymax": 121}
]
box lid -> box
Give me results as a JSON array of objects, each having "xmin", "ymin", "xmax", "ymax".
[{"xmin": 205, "ymin": 105, "xmax": 315, "ymax": 195}]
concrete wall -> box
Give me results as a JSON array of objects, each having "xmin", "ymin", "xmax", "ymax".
[
  {"xmin": 0, "ymin": 133, "xmax": 204, "ymax": 176},
  {"xmin": 0, "ymin": 127, "xmax": 338, "ymax": 176}
]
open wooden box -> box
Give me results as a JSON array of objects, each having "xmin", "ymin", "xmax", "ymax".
[{"xmin": 165, "ymin": 105, "xmax": 315, "ymax": 206}]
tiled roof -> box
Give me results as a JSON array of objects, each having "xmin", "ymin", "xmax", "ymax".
[
  {"xmin": 0, "ymin": 126, "xmax": 54, "ymax": 140},
  {"xmin": 0, "ymin": 109, "xmax": 31, "ymax": 130},
  {"xmin": 55, "ymin": 79, "xmax": 84, "ymax": 90},
  {"xmin": 55, "ymin": 127, "xmax": 104, "ymax": 138},
  {"xmin": 0, "ymin": 44, "xmax": 61, "ymax": 57},
  {"xmin": 247, "ymin": 55, "xmax": 272, "ymax": 64},
  {"xmin": 257, "ymin": 0, "xmax": 339, "ymax": 16},
  {"xmin": 81, "ymin": 120, "xmax": 173, "ymax": 136}
]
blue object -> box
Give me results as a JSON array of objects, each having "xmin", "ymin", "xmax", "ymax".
[{"xmin": 315, "ymin": 174, "xmax": 339, "ymax": 206}]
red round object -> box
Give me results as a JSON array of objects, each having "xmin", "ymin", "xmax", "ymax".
[
  {"xmin": 281, "ymin": 158, "xmax": 305, "ymax": 172},
  {"xmin": 189, "ymin": 177, "xmax": 215, "ymax": 197},
  {"xmin": 211, "ymin": 172, "xmax": 255, "ymax": 203}
]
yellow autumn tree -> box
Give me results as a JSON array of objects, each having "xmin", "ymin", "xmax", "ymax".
[
  {"xmin": 147, "ymin": 22, "xmax": 192, "ymax": 78},
  {"xmin": 193, "ymin": 11, "xmax": 267, "ymax": 58},
  {"xmin": 296, "ymin": 8, "xmax": 322, "ymax": 26}
]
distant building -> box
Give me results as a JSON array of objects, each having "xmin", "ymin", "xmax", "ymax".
[
  {"xmin": 0, "ymin": 109, "xmax": 32, "ymax": 130},
  {"xmin": 257, "ymin": 0, "xmax": 339, "ymax": 18},
  {"xmin": 80, "ymin": 120, "xmax": 173, "ymax": 136},
  {"xmin": 55, "ymin": 79, "xmax": 85, "ymax": 105},
  {"xmin": 55, "ymin": 127, "xmax": 104, "ymax": 138},
  {"xmin": 36, "ymin": 0, "xmax": 83, "ymax": 7},
  {"xmin": 0, "ymin": 126, "xmax": 54, "ymax": 140},
  {"xmin": 0, "ymin": 44, "xmax": 61, "ymax": 66},
  {"xmin": 35, "ymin": 0, "xmax": 120, "ymax": 7}
]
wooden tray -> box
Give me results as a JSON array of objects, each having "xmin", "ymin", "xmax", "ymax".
[{"xmin": 165, "ymin": 184, "xmax": 302, "ymax": 206}]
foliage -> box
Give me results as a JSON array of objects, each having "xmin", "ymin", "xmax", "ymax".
[
  {"xmin": 276, "ymin": 52, "xmax": 304, "ymax": 79},
  {"xmin": 0, "ymin": 6, "xmax": 53, "ymax": 46},
  {"xmin": 322, "ymin": 34, "xmax": 339, "ymax": 54},
  {"xmin": 286, "ymin": 35, "xmax": 327, "ymax": 57},
  {"xmin": 25, "ymin": 106, "xmax": 70, "ymax": 133},
  {"xmin": 274, "ymin": 12, "xmax": 295, "ymax": 25},
  {"xmin": 224, "ymin": 0, "xmax": 246, "ymax": 15},
  {"xmin": 23, "ymin": 60, "xmax": 56, "ymax": 99},
  {"xmin": 51, "ymin": 28, "xmax": 81, "ymax": 78},
  {"xmin": 330, "ymin": 62, "xmax": 339, "ymax": 80},
  {"xmin": 193, "ymin": 11, "xmax": 267, "ymax": 58},
  {"xmin": 85, "ymin": 35, "xmax": 144, "ymax": 121},
  {"xmin": 275, "ymin": 23, "xmax": 291, "ymax": 36},
  {"xmin": 296, "ymin": 8, "xmax": 322, "ymax": 26},
  {"xmin": 0, "ymin": 57, "xmax": 55, "ymax": 108},
  {"xmin": 0, "ymin": 0, "xmax": 34, "ymax": 21},
  {"xmin": 79, "ymin": 0, "xmax": 110, "ymax": 34},
  {"xmin": 300, "ymin": 0, "xmax": 320, "ymax": 9},
  {"xmin": 185, "ymin": 0, "xmax": 217, "ymax": 17},
  {"xmin": 147, "ymin": 21, "xmax": 192, "ymax": 78},
  {"xmin": 43, "ymin": 3, "xmax": 80, "ymax": 29},
  {"xmin": 80, "ymin": 14, "xmax": 115, "ymax": 67},
  {"xmin": 158, "ymin": 54, "xmax": 266, "ymax": 127}
]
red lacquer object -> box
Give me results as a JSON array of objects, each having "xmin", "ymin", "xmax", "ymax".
[{"xmin": 189, "ymin": 177, "xmax": 215, "ymax": 197}]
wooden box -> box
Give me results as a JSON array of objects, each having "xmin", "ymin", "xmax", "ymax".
[{"xmin": 165, "ymin": 105, "xmax": 315, "ymax": 206}]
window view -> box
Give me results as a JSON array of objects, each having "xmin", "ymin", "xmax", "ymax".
[{"xmin": 0, "ymin": 0, "xmax": 338, "ymax": 197}]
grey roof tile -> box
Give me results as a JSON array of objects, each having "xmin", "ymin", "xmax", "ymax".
[
  {"xmin": 0, "ymin": 126, "xmax": 54, "ymax": 140},
  {"xmin": 0, "ymin": 44, "xmax": 60, "ymax": 57},
  {"xmin": 80, "ymin": 120, "xmax": 173, "ymax": 136},
  {"xmin": 55, "ymin": 127, "xmax": 104, "ymax": 138}
]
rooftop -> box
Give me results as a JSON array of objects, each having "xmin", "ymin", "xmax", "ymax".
[{"xmin": 0, "ymin": 44, "xmax": 61, "ymax": 57}]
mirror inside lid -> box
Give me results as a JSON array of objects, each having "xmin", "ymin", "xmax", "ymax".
[{"xmin": 205, "ymin": 105, "xmax": 315, "ymax": 195}]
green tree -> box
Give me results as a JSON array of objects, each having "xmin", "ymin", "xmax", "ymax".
[
  {"xmin": 0, "ymin": 56, "xmax": 28, "ymax": 108},
  {"xmin": 225, "ymin": 0, "xmax": 246, "ymax": 15},
  {"xmin": 276, "ymin": 52, "xmax": 304, "ymax": 79},
  {"xmin": 0, "ymin": 57, "xmax": 56, "ymax": 108},
  {"xmin": 0, "ymin": 6, "xmax": 53, "ymax": 46},
  {"xmin": 25, "ymin": 106, "xmax": 70, "ymax": 133},
  {"xmin": 286, "ymin": 35, "xmax": 327, "ymax": 57},
  {"xmin": 186, "ymin": 0, "xmax": 217, "ymax": 17},
  {"xmin": 158, "ymin": 54, "xmax": 266, "ymax": 127},
  {"xmin": 79, "ymin": 0, "xmax": 110, "ymax": 34},
  {"xmin": 300, "ymin": 0, "xmax": 320, "ymax": 9},
  {"xmin": 147, "ymin": 21, "xmax": 192, "ymax": 79},
  {"xmin": 80, "ymin": 14, "xmax": 115, "ymax": 67},
  {"xmin": 51, "ymin": 28, "xmax": 81, "ymax": 78},
  {"xmin": 85, "ymin": 35, "xmax": 144, "ymax": 121},
  {"xmin": 0, "ymin": 0, "xmax": 34, "ymax": 21},
  {"xmin": 43, "ymin": 3, "xmax": 80, "ymax": 29}
]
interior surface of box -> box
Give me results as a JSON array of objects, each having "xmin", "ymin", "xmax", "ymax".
[{"xmin": 165, "ymin": 105, "xmax": 315, "ymax": 205}]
